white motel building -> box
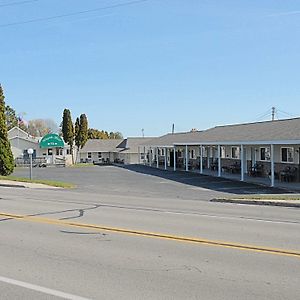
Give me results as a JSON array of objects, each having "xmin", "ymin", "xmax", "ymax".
[
  {"xmin": 8, "ymin": 117, "xmax": 300, "ymax": 189},
  {"xmin": 139, "ymin": 117, "xmax": 300, "ymax": 189}
]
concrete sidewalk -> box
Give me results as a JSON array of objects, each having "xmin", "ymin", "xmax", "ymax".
[{"xmin": 0, "ymin": 180, "xmax": 61, "ymax": 189}]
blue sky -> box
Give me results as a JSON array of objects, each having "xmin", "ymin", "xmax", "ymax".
[{"xmin": 1, "ymin": 0, "xmax": 300, "ymax": 137}]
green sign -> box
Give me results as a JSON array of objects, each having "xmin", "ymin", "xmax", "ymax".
[{"xmin": 40, "ymin": 134, "xmax": 65, "ymax": 149}]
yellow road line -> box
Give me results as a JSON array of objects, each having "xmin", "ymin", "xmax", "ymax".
[{"xmin": 1, "ymin": 212, "xmax": 300, "ymax": 259}]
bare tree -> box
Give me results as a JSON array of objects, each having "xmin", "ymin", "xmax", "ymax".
[{"xmin": 27, "ymin": 119, "xmax": 59, "ymax": 137}]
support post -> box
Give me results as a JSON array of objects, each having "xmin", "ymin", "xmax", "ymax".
[
  {"xmin": 173, "ymin": 146, "xmax": 176, "ymax": 171},
  {"xmin": 164, "ymin": 147, "xmax": 167, "ymax": 170},
  {"xmin": 156, "ymin": 148, "xmax": 159, "ymax": 168},
  {"xmin": 149, "ymin": 147, "xmax": 152, "ymax": 167},
  {"xmin": 185, "ymin": 145, "xmax": 189, "ymax": 171},
  {"xmin": 207, "ymin": 147, "xmax": 210, "ymax": 169},
  {"xmin": 138, "ymin": 146, "xmax": 140, "ymax": 164},
  {"xmin": 218, "ymin": 145, "xmax": 221, "ymax": 177},
  {"xmin": 271, "ymin": 144, "xmax": 275, "ymax": 187},
  {"xmin": 200, "ymin": 145, "xmax": 203, "ymax": 174},
  {"xmin": 143, "ymin": 147, "xmax": 146, "ymax": 165},
  {"xmin": 241, "ymin": 145, "xmax": 244, "ymax": 181}
]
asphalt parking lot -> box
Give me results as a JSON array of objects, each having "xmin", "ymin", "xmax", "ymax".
[
  {"xmin": 3, "ymin": 164, "xmax": 299, "ymax": 299},
  {"xmin": 13, "ymin": 164, "xmax": 286, "ymax": 199}
]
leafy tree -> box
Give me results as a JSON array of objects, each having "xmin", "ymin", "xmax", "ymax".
[
  {"xmin": 88, "ymin": 128, "xmax": 108, "ymax": 139},
  {"xmin": 5, "ymin": 106, "xmax": 28, "ymax": 132},
  {"xmin": 109, "ymin": 131, "xmax": 123, "ymax": 139},
  {"xmin": 87, "ymin": 128, "xmax": 122, "ymax": 140},
  {"xmin": 5, "ymin": 105, "xmax": 18, "ymax": 130},
  {"xmin": 62, "ymin": 109, "xmax": 74, "ymax": 163},
  {"xmin": 27, "ymin": 119, "xmax": 58, "ymax": 137},
  {"xmin": 0, "ymin": 85, "xmax": 14, "ymax": 176}
]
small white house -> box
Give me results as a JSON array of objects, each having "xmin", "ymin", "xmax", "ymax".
[{"xmin": 8, "ymin": 127, "xmax": 72, "ymax": 166}]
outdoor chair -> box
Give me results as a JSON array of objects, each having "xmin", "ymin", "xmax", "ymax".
[{"xmin": 248, "ymin": 163, "xmax": 264, "ymax": 177}]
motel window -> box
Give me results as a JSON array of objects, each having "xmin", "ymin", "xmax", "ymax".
[
  {"xmin": 98, "ymin": 152, "xmax": 102, "ymax": 159},
  {"xmin": 190, "ymin": 149, "xmax": 195, "ymax": 159},
  {"xmin": 281, "ymin": 147, "xmax": 294, "ymax": 163},
  {"xmin": 67, "ymin": 149, "xmax": 71, "ymax": 155},
  {"xmin": 140, "ymin": 153, "xmax": 145, "ymax": 160},
  {"xmin": 161, "ymin": 149, "xmax": 165, "ymax": 156},
  {"xmin": 231, "ymin": 147, "xmax": 240, "ymax": 159},
  {"xmin": 48, "ymin": 149, "xmax": 53, "ymax": 155},
  {"xmin": 88, "ymin": 152, "xmax": 92, "ymax": 159},
  {"xmin": 260, "ymin": 147, "xmax": 270, "ymax": 161}
]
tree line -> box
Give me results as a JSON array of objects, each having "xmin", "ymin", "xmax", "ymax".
[
  {"xmin": 0, "ymin": 84, "xmax": 124, "ymax": 175},
  {"xmin": 5, "ymin": 104, "xmax": 123, "ymax": 140}
]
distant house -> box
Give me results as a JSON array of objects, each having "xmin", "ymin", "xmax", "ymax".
[
  {"xmin": 79, "ymin": 137, "xmax": 154, "ymax": 164},
  {"xmin": 8, "ymin": 127, "xmax": 72, "ymax": 165}
]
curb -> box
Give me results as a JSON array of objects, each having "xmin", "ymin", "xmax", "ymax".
[
  {"xmin": 210, "ymin": 198, "xmax": 300, "ymax": 208},
  {"xmin": 0, "ymin": 183, "xmax": 26, "ymax": 188}
]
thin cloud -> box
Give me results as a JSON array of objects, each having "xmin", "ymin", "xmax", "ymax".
[{"xmin": 268, "ymin": 10, "xmax": 300, "ymax": 17}]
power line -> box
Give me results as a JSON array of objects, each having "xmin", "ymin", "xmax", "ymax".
[
  {"xmin": 0, "ymin": 0, "xmax": 39, "ymax": 8},
  {"xmin": 0, "ymin": 0, "xmax": 150, "ymax": 28},
  {"xmin": 276, "ymin": 108, "xmax": 295, "ymax": 118}
]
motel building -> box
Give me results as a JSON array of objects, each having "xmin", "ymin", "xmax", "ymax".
[
  {"xmin": 140, "ymin": 118, "xmax": 300, "ymax": 190},
  {"xmin": 8, "ymin": 127, "xmax": 72, "ymax": 166}
]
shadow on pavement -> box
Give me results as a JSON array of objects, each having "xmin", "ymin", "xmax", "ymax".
[{"xmin": 116, "ymin": 164, "xmax": 294, "ymax": 195}]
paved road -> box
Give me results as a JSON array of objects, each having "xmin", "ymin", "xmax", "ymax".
[{"xmin": 0, "ymin": 166, "xmax": 299, "ymax": 299}]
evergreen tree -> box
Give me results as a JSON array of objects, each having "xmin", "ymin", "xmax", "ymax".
[
  {"xmin": 79, "ymin": 114, "xmax": 88, "ymax": 149},
  {"xmin": 62, "ymin": 109, "xmax": 74, "ymax": 163},
  {"xmin": 0, "ymin": 85, "xmax": 14, "ymax": 175},
  {"xmin": 74, "ymin": 117, "xmax": 80, "ymax": 163},
  {"xmin": 5, "ymin": 105, "xmax": 18, "ymax": 130}
]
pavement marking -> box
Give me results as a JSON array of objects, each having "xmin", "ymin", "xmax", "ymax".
[
  {"xmin": 1, "ymin": 212, "xmax": 300, "ymax": 259},
  {"xmin": 0, "ymin": 276, "xmax": 90, "ymax": 300}
]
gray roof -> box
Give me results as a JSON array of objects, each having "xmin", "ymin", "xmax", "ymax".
[
  {"xmin": 80, "ymin": 137, "xmax": 155, "ymax": 153},
  {"xmin": 81, "ymin": 139, "xmax": 123, "ymax": 153},
  {"xmin": 146, "ymin": 118, "xmax": 300, "ymax": 147},
  {"xmin": 182, "ymin": 118, "xmax": 300, "ymax": 144},
  {"xmin": 142, "ymin": 131, "xmax": 203, "ymax": 147},
  {"xmin": 117, "ymin": 137, "xmax": 154, "ymax": 153}
]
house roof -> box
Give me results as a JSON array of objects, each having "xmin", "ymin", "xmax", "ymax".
[
  {"xmin": 144, "ymin": 117, "xmax": 300, "ymax": 147},
  {"xmin": 175, "ymin": 118, "xmax": 300, "ymax": 145},
  {"xmin": 117, "ymin": 137, "xmax": 154, "ymax": 153},
  {"xmin": 142, "ymin": 131, "xmax": 203, "ymax": 147},
  {"xmin": 8, "ymin": 126, "xmax": 40, "ymax": 143},
  {"xmin": 81, "ymin": 139, "xmax": 123, "ymax": 153}
]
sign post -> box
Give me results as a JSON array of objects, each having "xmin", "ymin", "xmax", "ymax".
[{"xmin": 27, "ymin": 148, "xmax": 34, "ymax": 180}]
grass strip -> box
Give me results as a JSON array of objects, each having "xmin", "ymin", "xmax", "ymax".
[
  {"xmin": 224, "ymin": 195, "xmax": 300, "ymax": 201},
  {"xmin": 0, "ymin": 176, "xmax": 75, "ymax": 189},
  {"xmin": 68, "ymin": 163, "xmax": 95, "ymax": 168}
]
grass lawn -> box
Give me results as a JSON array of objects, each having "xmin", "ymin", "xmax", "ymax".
[
  {"xmin": 0, "ymin": 175, "xmax": 75, "ymax": 189},
  {"xmin": 231, "ymin": 195, "xmax": 300, "ymax": 201},
  {"xmin": 69, "ymin": 163, "xmax": 95, "ymax": 168}
]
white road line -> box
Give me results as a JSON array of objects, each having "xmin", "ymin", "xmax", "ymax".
[{"xmin": 0, "ymin": 276, "xmax": 90, "ymax": 300}]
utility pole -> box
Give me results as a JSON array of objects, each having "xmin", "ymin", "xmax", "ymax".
[
  {"xmin": 272, "ymin": 107, "xmax": 276, "ymax": 121},
  {"xmin": 141, "ymin": 128, "xmax": 144, "ymax": 138},
  {"xmin": 172, "ymin": 124, "xmax": 175, "ymax": 134}
]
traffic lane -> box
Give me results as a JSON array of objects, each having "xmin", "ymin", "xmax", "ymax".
[
  {"xmin": 1, "ymin": 208, "xmax": 299, "ymax": 254},
  {"xmin": 1, "ymin": 187, "xmax": 300, "ymax": 225},
  {"xmin": 0, "ymin": 220, "xmax": 299, "ymax": 300},
  {"xmin": 1, "ymin": 190, "xmax": 300, "ymax": 251}
]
